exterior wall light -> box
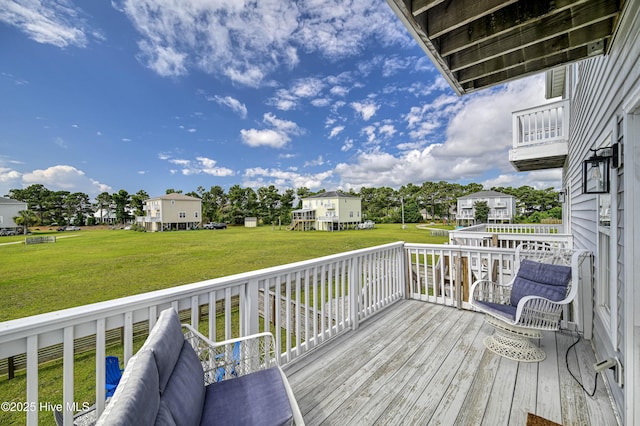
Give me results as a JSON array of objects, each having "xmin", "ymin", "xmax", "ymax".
[
  {"xmin": 582, "ymin": 146, "xmax": 614, "ymax": 194},
  {"xmin": 557, "ymin": 191, "xmax": 566, "ymax": 203}
]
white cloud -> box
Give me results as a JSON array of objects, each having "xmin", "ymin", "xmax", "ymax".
[
  {"xmin": 483, "ymin": 170, "xmax": 562, "ymax": 190},
  {"xmin": 0, "ymin": 167, "xmax": 22, "ymax": 183},
  {"xmin": 212, "ymin": 95, "xmax": 247, "ymax": 119},
  {"xmin": 240, "ymin": 113, "xmax": 302, "ymax": 148},
  {"xmin": 116, "ymin": 0, "xmax": 409, "ymax": 85},
  {"xmin": 329, "ymin": 126, "xmax": 345, "ymax": 139},
  {"xmin": 243, "ymin": 167, "xmax": 332, "ymax": 190},
  {"xmin": 351, "ymin": 101, "xmax": 379, "ymax": 121},
  {"xmin": 0, "ymin": 0, "xmax": 93, "ymax": 48},
  {"xmin": 331, "ymin": 75, "xmax": 556, "ymax": 189},
  {"xmin": 21, "ymin": 165, "xmax": 111, "ymax": 195},
  {"xmin": 240, "ymin": 129, "xmax": 289, "ymax": 148},
  {"xmin": 304, "ymin": 156, "xmax": 324, "ymax": 167},
  {"xmin": 164, "ymin": 156, "xmax": 234, "ymax": 177},
  {"xmin": 434, "ymin": 75, "xmax": 549, "ymax": 158}
]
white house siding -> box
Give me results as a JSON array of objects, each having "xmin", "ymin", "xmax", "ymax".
[
  {"xmin": 301, "ymin": 192, "xmax": 362, "ymax": 231},
  {"xmin": 141, "ymin": 194, "xmax": 202, "ymax": 231},
  {"xmin": 0, "ymin": 197, "xmax": 27, "ymax": 230},
  {"xmin": 565, "ymin": 2, "xmax": 640, "ymax": 423}
]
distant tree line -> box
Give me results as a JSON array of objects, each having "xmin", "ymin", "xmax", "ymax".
[{"xmin": 5, "ymin": 181, "xmax": 561, "ymax": 227}]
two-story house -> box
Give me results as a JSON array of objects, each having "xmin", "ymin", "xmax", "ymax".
[
  {"xmin": 291, "ymin": 191, "xmax": 362, "ymax": 231},
  {"xmin": 138, "ymin": 193, "xmax": 201, "ymax": 232},
  {"xmin": 0, "ymin": 197, "xmax": 28, "ymax": 232},
  {"xmin": 456, "ymin": 190, "xmax": 516, "ymax": 226}
]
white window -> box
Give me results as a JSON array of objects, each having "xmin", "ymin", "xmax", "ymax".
[
  {"xmin": 595, "ymin": 130, "xmax": 617, "ymax": 349},
  {"xmin": 179, "ymin": 211, "xmax": 186, "ymax": 219},
  {"xmin": 194, "ymin": 211, "xmax": 199, "ymax": 218}
]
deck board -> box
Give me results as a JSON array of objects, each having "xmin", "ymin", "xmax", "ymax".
[{"xmin": 284, "ymin": 299, "xmax": 618, "ymax": 426}]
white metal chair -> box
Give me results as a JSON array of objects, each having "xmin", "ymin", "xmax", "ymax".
[{"xmin": 469, "ymin": 243, "xmax": 585, "ymax": 362}]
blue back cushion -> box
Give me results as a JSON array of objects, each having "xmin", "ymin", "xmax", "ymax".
[
  {"xmin": 510, "ymin": 259, "xmax": 571, "ymax": 306},
  {"xmin": 145, "ymin": 309, "xmax": 185, "ymax": 394},
  {"xmin": 160, "ymin": 341, "xmax": 205, "ymax": 426},
  {"xmin": 96, "ymin": 350, "xmax": 160, "ymax": 426}
]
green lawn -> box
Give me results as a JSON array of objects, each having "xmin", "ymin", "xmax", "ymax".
[{"xmin": 1, "ymin": 224, "xmax": 449, "ymax": 322}]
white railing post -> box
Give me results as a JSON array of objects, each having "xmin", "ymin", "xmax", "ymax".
[
  {"xmin": 245, "ymin": 278, "xmax": 260, "ymax": 336},
  {"xmin": 26, "ymin": 335, "xmax": 38, "ymax": 426},
  {"xmin": 349, "ymin": 256, "xmax": 360, "ymax": 331},
  {"xmin": 63, "ymin": 326, "xmax": 74, "ymax": 426},
  {"xmin": 95, "ymin": 318, "xmax": 106, "ymax": 417}
]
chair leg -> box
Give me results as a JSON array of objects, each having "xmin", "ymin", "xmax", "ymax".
[{"xmin": 483, "ymin": 316, "xmax": 546, "ymax": 362}]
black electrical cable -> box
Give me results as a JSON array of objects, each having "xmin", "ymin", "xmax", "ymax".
[{"xmin": 565, "ymin": 331, "xmax": 598, "ymax": 397}]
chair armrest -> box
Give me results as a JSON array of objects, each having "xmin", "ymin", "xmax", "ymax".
[
  {"xmin": 182, "ymin": 325, "xmax": 277, "ymax": 385},
  {"xmin": 513, "ymin": 295, "xmax": 569, "ymax": 330},
  {"xmin": 469, "ymin": 279, "xmax": 513, "ymax": 305}
]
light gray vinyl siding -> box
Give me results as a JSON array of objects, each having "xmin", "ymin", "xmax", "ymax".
[{"xmin": 565, "ymin": 1, "xmax": 640, "ymax": 419}]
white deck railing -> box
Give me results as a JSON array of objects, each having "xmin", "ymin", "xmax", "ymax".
[
  {"xmin": 512, "ymin": 100, "xmax": 569, "ymax": 147},
  {"xmin": 0, "ymin": 242, "xmax": 405, "ymax": 425},
  {"xmin": 0, "ymin": 238, "xmax": 581, "ymax": 425},
  {"xmin": 404, "ymin": 243, "xmax": 516, "ymax": 310},
  {"xmin": 449, "ymin": 224, "xmax": 572, "ymax": 249}
]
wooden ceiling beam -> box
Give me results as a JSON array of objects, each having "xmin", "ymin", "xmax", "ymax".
[
  {"xmin": 423, "ymin": 0, "xmax": 517, "ymax": 39},
  {"xmin": 411, "ymin": 0, "xmax": 446, "ymax": 16},
  {"xmin": 456, "ymin": 20, "xmax": 614, "ymax": 84},
  {"xmin": 460, "ymin": 44, "xmax": 604, "ymax": 93},
  {"xmin": 447, "ymin": 10, "xmax": 617, "ymax": 72},
  {"xmin": 439, "ymin": 0, "xmax": 593, "ymax": 57}
]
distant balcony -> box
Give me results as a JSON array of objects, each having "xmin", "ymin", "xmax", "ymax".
[{"xmin": 509, "ymin": 100, "xmax": 569, "ymax": 171}]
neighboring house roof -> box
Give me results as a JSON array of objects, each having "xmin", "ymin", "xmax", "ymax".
[
  {"xmin": 458, "ymin": 190, "xmax": 513, "ymax": 199},
  {"xmin": 304, "ymin": 191, "xmax": 359, "ymax": 199},
  {"xmin": 0, "ymin": 196, "xmax": 27, "ymax": 205},
  {"xmin": 148, "ymin": 193, "xmax": 201, "ymax": 202}
]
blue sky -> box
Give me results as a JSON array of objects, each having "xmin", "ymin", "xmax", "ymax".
[{"xmin": 0, "ymin": 0, "xmax": 561, "ymax": 200}]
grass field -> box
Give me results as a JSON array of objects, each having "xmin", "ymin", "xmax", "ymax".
[
  {"xmin": 0, "ymin": 223, "xmax": 450, "ymax": 425},
  {"xmin": 1, "ymin": 223, "xmax": 449, "ymax": 322}
]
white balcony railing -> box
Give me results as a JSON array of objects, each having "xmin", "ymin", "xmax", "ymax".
[
  {"xmin": 0, "ymin": 237, "xmax": 578, "ymax": 425},
  {"xmin": 512, "ymin": 99, "xmax": 569, "ymax": 148},
  {"xmin": 449, "ymin": 224, "xmax": 571, "ymax": 248},
  {"xmin": 0, "ymin": 242, "xmax": 405, "ymax": 425}
]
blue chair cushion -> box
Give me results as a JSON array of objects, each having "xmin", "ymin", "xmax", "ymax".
[
  {"xmin": 510, "ymin": 259, "xmax": 571, "ymax": 307},
  {"xmin": 159, "ymin": 341, "xmax": 205, "ymax": 426},
  {"xmin": 200, "ymin": 367, "xmax": 293, "ymax": 426},
  {"xmin": 96, "ymin": 350, "xmax": 160, "ymax": 426},
  {"xmin": 145, "ymin": 309, "xmax": 186, "ymax": 394},
  {"xmin": 474, "ymin": 300, "xmax": 517, "ymax": 321}
]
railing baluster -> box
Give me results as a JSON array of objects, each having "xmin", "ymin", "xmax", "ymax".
[
  {"xmin": 26, "ymin": 335, "xmax": 38, "ymax": 425},
  {"xmin": 95, "ymin": 318, "xmax": 106, "ymax": 417},
  {"xmin": 124, "ymin": 311, "xmax": 133, "ymax": 364},
  {"xmin": 63, "ymin": 326, "xmax": 74, "ymax": 426},
  {"xmin": 208, "ymin": 291, "xmax": 216, "ymax": 341}
]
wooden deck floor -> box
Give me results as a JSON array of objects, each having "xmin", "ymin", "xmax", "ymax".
[{"xmin": 284, "ymin": 300, "xmax": 618, "ymax": 426}]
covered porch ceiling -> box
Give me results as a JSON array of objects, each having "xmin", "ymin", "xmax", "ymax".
[{"xmin": 385, "ymin": 0, "xmax": 625, "ymax": 95}]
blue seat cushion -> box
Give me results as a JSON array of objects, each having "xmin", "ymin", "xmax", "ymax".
[
  {"xmin": 200, "ymin": 367, "xmax": 293, "ymax": 426},
  {"xmin": 510, "ymin": 259, "xmax": 571, "ymax": 307},
  {"xmin": 474, "ymin": 300, "xmax": 517, "ymax": 321}
]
